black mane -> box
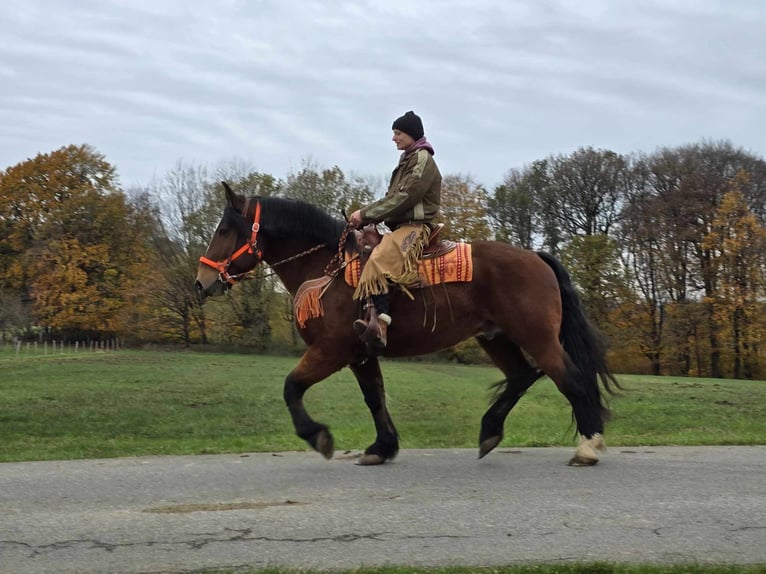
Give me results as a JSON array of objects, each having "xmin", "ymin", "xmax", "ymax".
[{"xmin": 253, "ymin": 196, "xmax": 348, "ymax": 249}]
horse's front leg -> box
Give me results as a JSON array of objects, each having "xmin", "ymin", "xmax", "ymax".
[
  {"xmin": 348, "ymin": 356, "xmax": 399, "ymax": 465},
  {"xmin": 283, "ymin": 347, "xmax": 345, "ymax": 459}
]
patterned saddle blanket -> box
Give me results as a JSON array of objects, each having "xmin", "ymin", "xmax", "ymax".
[
  {"xmin": 292, "ymin": 242, "xmax": 474, "ymax": 328},
  {"xmin": 344, "ymin": 242, "xmax": 473, "ymax": 289}
]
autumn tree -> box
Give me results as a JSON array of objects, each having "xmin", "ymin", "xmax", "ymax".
[
  {"xmin": 618, "ymin": 164, "xmax": 667, "ymax": 374},
  {"xmin": 435, "ymin": 174, "xmax": 491, "ymax": 241},
  {"xmin": 0, "ymin": 144, "xmax": 154, "ymax": 339},
  {"xmin": 702, "ymin": 173, "xmax": 766, "ymax": 378},
  {"xmin": 560, "ymin": 234, "xmax": 627, "ymax": 333},
  {"xmin": 0, "ymin": 145, "xmax": 114, "ymax": 295},
  {"xmin": 616, "ymin": 141, "xmax": 766, "ymax": 377},
  {"xmin": 0, "ymin": 290, "xmax": 26, "ymax": 340}
]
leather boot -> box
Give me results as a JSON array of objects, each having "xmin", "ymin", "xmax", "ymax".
[
  {"xmin": 374, "ymin": 313, "xmax": 391, "ymax": 350},
  {"xmin": 353, "ymin": 304, "xmax": 379, "ymax": 343}
]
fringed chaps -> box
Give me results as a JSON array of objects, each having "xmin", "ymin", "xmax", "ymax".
[{"xmin": 352, "ymin": 224, "xmax": 431, "ymax": 301}]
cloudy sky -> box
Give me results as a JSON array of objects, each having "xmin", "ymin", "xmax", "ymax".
[{"xmin": 1, "ymin": 0, "xmax": 764, "ymax": 192}]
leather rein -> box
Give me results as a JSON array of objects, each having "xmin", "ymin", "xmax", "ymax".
[{"xmin": 198, "ymin": 199, "xmax": 334, "ymax": 286}]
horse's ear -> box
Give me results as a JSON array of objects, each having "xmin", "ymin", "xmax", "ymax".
[{"xmin": 222, "ymin": 181, "xmax": 240, "ymax": 207}]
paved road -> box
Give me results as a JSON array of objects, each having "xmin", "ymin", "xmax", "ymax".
[{"xmin": 1, "ymin": 446, "xmax": 764, "ymax": 573}]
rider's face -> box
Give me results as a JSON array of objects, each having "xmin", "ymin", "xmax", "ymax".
[{"xmin": 392, "ymin": 129, "xmax": 415, "ymax": 150}]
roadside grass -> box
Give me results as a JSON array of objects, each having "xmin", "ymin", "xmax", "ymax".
[{"xmin": 1, "ymin": 349, "xmax": 764, "ymax": 463}]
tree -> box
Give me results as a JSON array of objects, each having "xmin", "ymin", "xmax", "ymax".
[
  {"xmin": 0, "ymin": 144, "xmax": 154, "ymax": 340},
  {"xmin": 0, "ymin": 289, "xmax": 27, "ymax": 341},
  {"xmin": 0, "ymin": 144, "xmax": 118, "ymax": 292},
  {"xmin": 617, "ymin": 141, "xmax": 766, "ymax": 377},
  {"xmin": 702, "ymin": 173, "xmax": 766, "ymax": 378},
  {"xmin": 488, "ymin": 161, "xmax": 547, "ymax": 248},
  {"xmin": 618, "ymin": 168, "xmax": 667, "ymax": 375},
  {"xmin": 560, "ymin": 234, "xmax": 627, "ymax": 333},
  {"xmin": 436, "ymin": 174, "xmax": 491, "ymax": 241},
  {"xmin": 546, "ymin": 147, "xmax": 627, "ymax": 236},
  {"xmin": 148, "ymin": 162, "xmax": 219, "ymax": 345},
  {"xmin": 283, "ymin": 160, "xmax": 375, "ymax": 217},
  {"xmin": 30, "ymin": 239, "xmax": 120, "ymax": 333},
  {"xmin": 147, "ymin": 161, "xmax": 295, "ymax": 346}
]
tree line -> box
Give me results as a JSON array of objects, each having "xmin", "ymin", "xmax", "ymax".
[{"xmin": 1, "ymin": 141, "xmax": 764, "ymax": 379}]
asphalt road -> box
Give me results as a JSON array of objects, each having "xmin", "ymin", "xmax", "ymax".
[{"xmin": 1, "ymin": 446, "xmax": 765, "ymax": 573}]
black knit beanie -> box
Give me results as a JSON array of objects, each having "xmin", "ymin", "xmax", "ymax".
[{"xmin": 391, "ymin": 111, "xmax": 424, "ymax": 140}]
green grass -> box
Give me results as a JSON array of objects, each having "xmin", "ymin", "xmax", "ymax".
[{"xmin": 1, "ymin": 349, "xmax": 765, "ymax": 462}]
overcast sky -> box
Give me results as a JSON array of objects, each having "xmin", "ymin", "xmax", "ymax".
[{"xmin": 1, "ymin": 0, "xmax": 764, "ymax": 192}]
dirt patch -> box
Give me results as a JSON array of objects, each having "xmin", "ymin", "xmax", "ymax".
[{"xmin": 144, "ymin": 500, "xmax": 305, "ymax": 514}]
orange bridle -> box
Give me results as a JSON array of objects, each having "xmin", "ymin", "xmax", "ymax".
[{"xmin": 198, "ymin": 200, "xmax": 263, "ymax": 285}]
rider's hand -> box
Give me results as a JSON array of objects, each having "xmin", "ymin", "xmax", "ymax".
[{"xmin": 349, "ymin": 210, "xmax": 363, "ymax": 228}]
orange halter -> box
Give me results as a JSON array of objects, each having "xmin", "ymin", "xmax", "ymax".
[{"xmin": 198, "ymin": 200, "xmax": 262, "ymax": 285}]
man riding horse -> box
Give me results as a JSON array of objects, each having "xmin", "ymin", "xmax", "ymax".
[{"xmin": 349, "ymin": 110, "xmax": 442, "ymax": 351}]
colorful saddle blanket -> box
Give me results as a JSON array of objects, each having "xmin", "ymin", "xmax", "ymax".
[{"xmin": 344, "ymin": 242, "xmax": 473, "ymax": 289}]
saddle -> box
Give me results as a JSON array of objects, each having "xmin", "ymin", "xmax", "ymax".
[
  {"xmin": 293, "ymin": 224, "xmax": 472, "ymax": 328},
  {"xmin": 354, "ymin": 223, "xmax": 457, "ymax": 262},
  {"xmin": 345, "ymin": 224, "xmax": 471, "ymax": 291}
]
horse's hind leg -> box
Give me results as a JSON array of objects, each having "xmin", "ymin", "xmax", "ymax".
[
  {"xmin": 530, "ymin": 344, "xmax": 607, "ymax": 466},
  {"xmin": 283, "ymin": 346, "xmax": 346, "ymax": 459},
  {"xmin": 476, "ymin": 335, "xmax": 544, "ymax": 459},
  {"xmin": 349, "ymin": 356, "xmax": 399, "ymax": 465}
]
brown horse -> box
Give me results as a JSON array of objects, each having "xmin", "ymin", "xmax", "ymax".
[{"xmin": 195, "ymin": 183, "xmax": 618, "ymax": 466}]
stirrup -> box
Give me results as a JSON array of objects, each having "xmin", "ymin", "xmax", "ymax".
[{"xmin": 354, "ymin": 303, "xmax": 380, "ymax": 345}]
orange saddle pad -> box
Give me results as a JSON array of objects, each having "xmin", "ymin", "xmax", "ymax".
[{"xmin": 344, "ymin": 243, "xmax": 473, "ymax": 289}]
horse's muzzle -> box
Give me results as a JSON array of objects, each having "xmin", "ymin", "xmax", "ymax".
[
  {"xmin": 194, "ymin": 280, "xmax": 207, "ymax": 299},
  {"xmin": 195, "ymin": 276, "xmax": 226, "ymax": 300}
]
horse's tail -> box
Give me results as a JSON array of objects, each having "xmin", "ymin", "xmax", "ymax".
[{"xmin": 537, "ymin": 251, "xmax": 620, "ymax": 422}]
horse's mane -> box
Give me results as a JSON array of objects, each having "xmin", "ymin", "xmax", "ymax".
[{"xmin": 233, "ymin": 196, "xmax": 350, "ymax": 250}]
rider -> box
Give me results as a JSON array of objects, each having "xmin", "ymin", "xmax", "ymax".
[{"xmin": 348, "ymin": 110, "xmax": 442, "ymax": 350}]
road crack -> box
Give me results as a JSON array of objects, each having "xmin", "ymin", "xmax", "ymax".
[{"xmin": 0, "ymin": 530, "xmax": 469, "ymax": 558}]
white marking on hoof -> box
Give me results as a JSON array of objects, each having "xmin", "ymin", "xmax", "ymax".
[{"xmin": 568, "ymin": 433, "xmax": 606, "ymax": 466}]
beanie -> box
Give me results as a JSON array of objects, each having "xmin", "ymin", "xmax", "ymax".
[{"xmin": 391, "ymin": 111, "xmax": 424, "ymax": 140}]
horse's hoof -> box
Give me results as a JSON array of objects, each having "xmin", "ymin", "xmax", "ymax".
[
  {"xmin": 568, "ymin": 453, "xmax": 599, "ymax": 466},
  {"xmin": 567, "ymin": 433, "xmax": 605, "ymax": 466},
  {"xmin": 478, "ymin": 435, "xmax": 502, "ymax": 459},
  {"xmin": 315, "ymin": 429, "xmax": 334, "ymax": 460},
  {"xmin": 355, "ymin": 453, "xmax": 386, "ymax": 466}
]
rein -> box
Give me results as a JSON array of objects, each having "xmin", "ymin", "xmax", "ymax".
[
  {"xmin": 199, "ymin": 199, "xmax": 353, "ymax": 285},
  {"xmin": 256, "ymin": 225, "xmax": 355, "ymax": 281}
]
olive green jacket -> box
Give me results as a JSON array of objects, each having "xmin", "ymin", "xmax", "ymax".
[{"xmin": 360, "ymin": 148, "xmax": 441, "ymax": 228}]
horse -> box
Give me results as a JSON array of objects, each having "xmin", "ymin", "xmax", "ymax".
[{"xmin": 195, "ymin": 182, "xmax": 619, "ymax": 466}]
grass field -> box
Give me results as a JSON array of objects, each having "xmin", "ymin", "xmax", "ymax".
[
  {"xmin": 2, "ymin": 348, "xmax": 765, "ymax": 573},
  {"xmin": 1, "ymin": 348, "xmax": 765, "ymax": 463}
]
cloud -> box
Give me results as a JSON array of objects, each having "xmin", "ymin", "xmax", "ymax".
[{"xmin": 0, "ymin": 0, "xmax": 763, "ymax": 190}]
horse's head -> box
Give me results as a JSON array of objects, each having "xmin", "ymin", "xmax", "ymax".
[{"xmin": 195, "ymin": 182, "xmax": 263, "ymax": 300}]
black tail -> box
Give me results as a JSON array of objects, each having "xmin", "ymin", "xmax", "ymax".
[{"xmin": 537, "ymin": 251, "xmax": 620, "ymax": 424}]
